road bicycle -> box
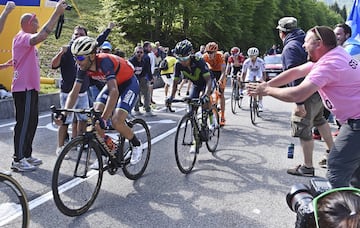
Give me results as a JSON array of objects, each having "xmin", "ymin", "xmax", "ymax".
[
  {"xmin": 168, "ymin": 97, "xmax": 220, "ymax": 174},
  {"xmin": 50, "ymin": 106, "xmax": 151, "ymax": 217},
  {"xmin": 230, "ymin": 74, "xmax": 243, "ymax": 113},
  {"xmin": 0, "ymin": 171, "xmax": 30, "ymax": 228},
  {"xmin": 244, "ymin": 81, "xmax": 261, "ymax": 125}
]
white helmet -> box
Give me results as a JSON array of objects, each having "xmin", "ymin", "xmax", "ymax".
[
  {"xmin": 71, "ymin": 36, "xmax": 98, "ymax": 56},
  {"xmin": 247, "ymin": 47, "xmax": 259, "ymax": 56}
]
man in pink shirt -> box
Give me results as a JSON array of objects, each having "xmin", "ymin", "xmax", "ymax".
[
  {"xmin": 11, "ymin": 1, "xmax": 68, "ymax": 172},
  {"xmin": 248, "ymin": 26, "xmax": 360, "ymax": 188}
]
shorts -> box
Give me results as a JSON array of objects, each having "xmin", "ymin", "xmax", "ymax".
[
  {"xmin": 95, "ymin": 76, "xmax": 139, "ymax": 114},
  {"xmin": 60, "ymin": 92, "xmax": 89, "ymax": 124},
  {"xmin": 161, "ymin": 73, "xmax": 174, "ymax": 86},
  {"xmin": 291, "ymin": 92, "xmax": 326, "ymax": 140},
  {"xmin": 245, "ymin": 75, "xmax": 263, "ymax": 82}
]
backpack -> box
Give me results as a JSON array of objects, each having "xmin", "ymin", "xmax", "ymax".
[{"xmin": 159, "ymin": 59, "xmax": 168, "ymax": 70}]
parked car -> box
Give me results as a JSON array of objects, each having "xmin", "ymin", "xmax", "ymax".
[{"xmin": 264, "ymin": 54, "xmax": 283, "ymax": 81}]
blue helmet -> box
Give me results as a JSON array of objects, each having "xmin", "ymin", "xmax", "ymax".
[{"xmin": 174, "ymin": 39, "xmax": 193, "ymax": 57}]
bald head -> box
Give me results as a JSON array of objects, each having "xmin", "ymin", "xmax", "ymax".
[{"xmin": 20, "ymin": 13, "xmax": 38, "ymax": 33}]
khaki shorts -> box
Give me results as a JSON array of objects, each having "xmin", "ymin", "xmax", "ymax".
[{"xmin": 291, "ymin": 92, "xmax": 327, "ymax": 140}]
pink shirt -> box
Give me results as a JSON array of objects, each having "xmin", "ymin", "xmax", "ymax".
[
  {"xmin": 11, "ymin": 31, "xmax": 40, "ymax": 92},
  {"xmin": 306, "ymin": 46, "xmax": 360, "ymax": 123}
]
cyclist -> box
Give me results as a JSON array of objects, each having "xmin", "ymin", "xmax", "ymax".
[
  {"xmin": 202, "ymin": 42, "xmax": 227, "ymax": 126},
  {"xmin": 241, "ymin": 47, "xmax": 266, "ymax": 111},
  {"xmin": 226, "ymin": 47, "xmax": 245, "ymax": 98},
  {"xmin": 166, "ymin": 39, "xmax": 214, "ymax": 152},
  {"xmin": 55, "ymin": 36, "xmax": 143, "ymax": 165}
]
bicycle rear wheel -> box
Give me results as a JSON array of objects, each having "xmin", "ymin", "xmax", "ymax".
[
  {"xmin": 250, "ymin": 96, "xmax": 256, "ymax": 125},
  {"xmin": 206, "ymin": 107, "xmax": 220, "ymax": 153},
  {"xmin": 175, "ymin": 114, "xmax": 197, "ymax": 174},
  {"xmin": 231, "ymin": 82, "xmax": 239, "ymax": 114},
  {"xmin": 0, "ymin": 173, "xmax": 29, "ymax": 228},
  {"xmin": 122, "ymin": 118, "xmax": 151, "ymax": 180},
  {"xmin": 52, "ymin": 136, "xmax": 103, "ymax": 217}
]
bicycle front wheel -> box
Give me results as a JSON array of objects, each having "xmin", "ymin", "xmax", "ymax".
[
  {"xmin": 231, "ymin": 82, "xmax": 238, "ymax": 114},
  {"xmin": 250, "ymin": 96, "xmax": 256, "ymax": 125},
  {"xmin": 122, "ymin": 118, "xmax": 151, "ymax": 180},
  {"xmin": 206, "ymin": 107, "xmax": 220, "ymax": 153},
  {"xmin": 175, "ymin": 114, "xmax": 197, "ymax": 174},
  {"xmin": 0, "ymin": 173, "xmax": 29, "ymax": 228},
  {"xmin": 52, "ymin": 136, "xmax": 103, "ymax": 217}
]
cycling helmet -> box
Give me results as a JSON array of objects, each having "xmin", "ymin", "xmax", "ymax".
[
  {"xmin": 205, "ymin": 42, "xmax": 218, "ymax": 52},
  {"xmin": 174, "ymin": 39, "xmax": 193, "ymax": 57},
  {"xmin": 231, "ymin": 47, "xmax": 240, "ymax": 55},
  {"xmin": 247, "ymin": 47, "xmax": 259, "ymax": 56},
  {"xmin": 71, "ymin": 36, "xmax": 98, "ymax": 56}
]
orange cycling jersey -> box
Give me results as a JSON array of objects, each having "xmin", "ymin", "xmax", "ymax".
[
  {"xmin": 203, "ymin": 52, "xmax": 225, "ymax": 71},
  {"xmin": 85, "ymin": 53, "xmax": 134, "ymax": 85}
]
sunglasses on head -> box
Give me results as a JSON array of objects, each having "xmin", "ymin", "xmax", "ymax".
[
  {"xmin": 312, "ymin": 26, "xmax": 323, "ymax": 41},
  {"xmin": 177, "ymin": 55, "xmax": 190, "ymax": 62},
  {"xmin": 73, "ymin": 55, "xmax": 89, "ymax": 61},
  {"xmin": 313, "ymin": 187, "xmax": 360, "ymax": 228}
]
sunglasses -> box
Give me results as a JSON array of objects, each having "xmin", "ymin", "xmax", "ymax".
[
  {"xmin": 312, "ymin": 26, "xmax": 323, "ymax": 41},
  {"xmin": 137, "ymin": 51, "xmax": 144, "ymax": 54},
  {"xmin": 207, "ymin": 51, "xmax": 215, "ymax": 54},
  {"xmin": 177, "ymin": 56, "xmax": 190, "ymax": 62},
  {"xmin": 28, "ymin": 14, "xmax": 36, "ymax": 25},
  {"xmin": 73, "ymin": 55, "xmax": 89, "ymax": 61},
  {"xmin": 313, "ymin": 187, "xmax": 360, "ymax": 228}
]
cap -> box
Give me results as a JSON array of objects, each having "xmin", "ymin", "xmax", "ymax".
[
  {"xmin": 101, "ymin": 41, "xmax": 112, "ymax": 51},
  {"xmin": 276, "ymin": 17, "xmax": 297, "ymax": 32}
]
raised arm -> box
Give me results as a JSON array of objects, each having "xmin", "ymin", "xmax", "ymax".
[{"xmin": 0, "ymin": 1, "xmax": 15, "ymax": 34}]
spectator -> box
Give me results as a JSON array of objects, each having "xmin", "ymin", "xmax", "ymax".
[
  {"xmin": 277, "ymin": 16, "xmax": 333, "ymax": 177},
  {"xmin": 128, "ymin": 46, "xmax": 155, "ymax": 116},
  {"xmin": 248, "ymin": 26, "xmax": 360, "ymax": 188},
  {"xmin": 114, "ymin": 48, "xmax": 125, "ymax": 58},
  {"xmin": 0, "ymin": 1, "xmax": 15, "ymax": 33},
  {"xmin": 10, "ymin": 1, "xmax": 67, "ymax": 172},
  {"xmin": 160, "ymin": 49, "xmax": 177, "ymax": 99},
  {"xmin": 195, "ymin": 45, "xmax": 205, "ymax": 58},
  {"xmin": 100, "ymin": 41, "xmax": 112, "ymax": 53},
  {"xmin": 51, "ymin": 23, "xmax": 114, "ymax": 155},
  {"xmin": 267, "ymin": 44, "xmax": 278, "ymax": 55},
  {"xmin": 143, "ymin": 41, "xmax": 156, "ymax": 105}
]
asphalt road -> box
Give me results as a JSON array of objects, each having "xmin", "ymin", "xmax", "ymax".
[{"xmin": 0, "ymin": 81, "xmax": 336, "ymax": 228}]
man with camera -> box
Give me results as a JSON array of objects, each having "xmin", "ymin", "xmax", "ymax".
[{"xmin": 248, "ymin": 26, "xmax": 360, "ymax": 189}]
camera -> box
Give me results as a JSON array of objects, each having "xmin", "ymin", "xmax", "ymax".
[
  {"xmin": 286, "ymin": 178, "xmax": 332, "ymax": 228},
  {"xmin": 65, "ymin": 5, "xmax": 72, "ymax": 10}
]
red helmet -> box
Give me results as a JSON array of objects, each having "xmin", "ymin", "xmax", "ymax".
[
  {"xmin": 205, "ymin": 42, "xmax": 218, "ymax": 52},
  {"xmin": 231, "ymin": 47, "xmax": 240, "ymax": 55}
]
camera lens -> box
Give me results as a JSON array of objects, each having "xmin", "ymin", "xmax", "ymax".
[{"xmin": 286, "ymin": 183, "xmax": 314, "ymax": 212}]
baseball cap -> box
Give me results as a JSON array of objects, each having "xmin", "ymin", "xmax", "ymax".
[
  {"xmin": 101, "ymin": 41, "xmax": 112, "ymax": 51},
  {"xmin": 276, "ymin": 17, "xmax": 297, "ymax": 32}
]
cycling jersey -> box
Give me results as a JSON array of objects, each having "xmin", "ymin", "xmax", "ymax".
[
  {"xmin": 174, "ymin": 56, "xmax": 211, "ymax": 88},
  {"xmin": 76, "ymin": 53, "xmax": 134, "ymax": 85},
  {"xmin": 203, "ymin": 52, "xmax": 225, "ymax": 71},
  {"xmin": 242, "ymin": 57, "xmax": 265, "ymax": 81},
  {"xmin": 227, "ymin": 54, "xmax": 245, "ymax": 67}
]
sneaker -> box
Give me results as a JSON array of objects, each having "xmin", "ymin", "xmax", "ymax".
[
  {"xmin": 130, "ymin": 143, "xmax": 143, "ymax": 165},
  {"xmin": 11, "ymin": 158, "xmax": 37, "ymax": 172},
  {"xmin": 312, "ymin": 133, "xmax": 322, "ymax": 140},
  {"xmin": 220, "ymin": 118, "xmax": 226, "ymax": 127},
  {"xmin": 56, "ymin": 146, "xmax": 70, "ymax": 160},
  {"xmin": 144, "ymin": 111, "xmax": 156, "ymax": 117},
  {"xmin": 26, "ymin": 156, "xmax": 43, "ymax": 166},
  {"xmin": 318, "ymin": 158, "xmax": 327, "ymax": 169},
  {"xmin": 287, "ymin": 164, "xmax": 314, "ymax": 177}
]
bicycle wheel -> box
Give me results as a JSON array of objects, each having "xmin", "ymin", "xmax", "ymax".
[
  {"xmin": 0, "ymin": 173, "xmax": 29, "ymax": 228},
  {"xmin": 238, "ymin": 82, "xmax": 243, "ymax": 108},
  {"xmin": 231, "ymin": 82, "xmax": 238, "ymax": 114},
  {"xmin": 206, "ymin": 107, "xmax": 220, "ymax": 153},
  {"xmin": 122, "ymin": 118, "xmax": 151, "ymax": 180},
  {"xmin": 52, "ymin": 136, "xmax": 103, "ymax": 217},
  {"xmin": 250, "ymin": 96, "xmax": 256, "ymax": 125},
  {"xmin": 174, "ymin": 114, "xmax": 197, "ymax": 174}
]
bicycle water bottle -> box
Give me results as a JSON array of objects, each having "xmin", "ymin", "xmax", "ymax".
[{"xmin": 287, "ymin": 143, "xmax": 294, "ymax": 159}]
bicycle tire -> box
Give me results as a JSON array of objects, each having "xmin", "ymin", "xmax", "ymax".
[
  {"xmin": 206, "ymin": 106, "xmax": 220, "ymax": 153},
  {"xmin": 250, "ymin": 96, "xmax": 256, "ymax": 125},
  {"xmin": 122, "ymin": 118, "xmax": 151, "ymax": 180},
  {"xmin": 174, "ymin": 114, "xmax": 197, "ymax": 174},
  {"xmin": 52, "ymin": 136, "xmax": 103, "ymax": 217},
  {"xmin": 231, "ymin": 82, "xmax": 238, "ymax": 114},
  {"xmin": 0, "ymin": 173, "xmax": 30, "ymax": 228}
]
